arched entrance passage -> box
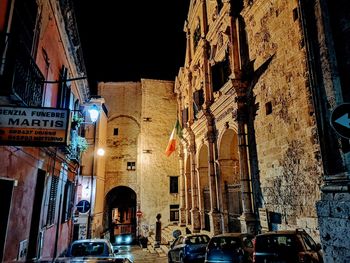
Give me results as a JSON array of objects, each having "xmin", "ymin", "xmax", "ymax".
[
  {"xmin": 105, "ymin": 186, "xmax": 137, "ymax": 243},
  {"xmin": 198, "ymin": 144, "xmax": 210, "ymax": 231},
  {"xmin": 218, "ymin": 129, "xmax": 242, "ymax": 232}
]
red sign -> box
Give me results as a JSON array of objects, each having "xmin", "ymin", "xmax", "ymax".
[{"xmin": 136, "ymin": 210, "xmax": 143, "ymax": 217}]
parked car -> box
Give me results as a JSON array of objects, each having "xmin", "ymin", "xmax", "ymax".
[
  {"xmin": 114, "ymin": 233, "xmax": 135, "ymax": 245},
  {"xmin": 168, "ymin": 234, "xmax": 210, "ymax": 263},
  {"xmin": 57, "ymin": 238, "xmax": 132, "ymax": 262},
  {"xmin": 205, "ymin": 233, "xmax": 255, "ymax": 263},
  {"xmin": 253, "ymin": 229, "xmax": 323, "ymax": 263}
]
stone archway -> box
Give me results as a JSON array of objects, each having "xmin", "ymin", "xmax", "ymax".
[
  {"xmin": 198, "ymin": 144, "xmax": 210, "ymax": 231},
  {"xmin": 105, "ymin": 186, "xmax": 137, "ymax": 243},
  {"xmin": 218, "ymin": 129, "xmax": 242, "ymax": 232}
]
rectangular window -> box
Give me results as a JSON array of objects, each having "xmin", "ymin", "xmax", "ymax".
[
  {"xmin": 170, "ymin": 204, "xmax": 180, "ymax": 221},
  {"xmin": 114, "ymin": 128, "xmax": 119, "ymax": 135},
  {"xmin": 127, "ymin": 162, "xmax": 136, "ymax": 171},
  {"xmin": 193, "ymin": 89, "xmax": 204, "ymax": 119},
  {"xmin": 211, "ymin": 53, "xmax": 231, "ymax": 92},
  {"xmin": 170, "ymin": 176, "xmax": 179, "ymax": 194},
  {"xmin": 57, "ymin": 66, "xmax": 71, "ymax": 109},
  {"xmin": 265, "ymin": 101, "xmax": 272, "ymax": 115},
  {"xmin": 181, "ymin": 108, "xmax": 188, "ymax": 128},
  {"xmin": 47, "ymin": 175, "xmax": 59, "ymax": 226},
  {"xmin": 62, "ymin": 181, "xmax": 73, "ymax": 222}
]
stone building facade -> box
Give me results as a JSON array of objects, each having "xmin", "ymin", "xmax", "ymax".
[
  {"xmin": 176, "ymin": 0, "xmax": 350, "ymax": 261},
  {"xmin": 97, "ymin": 79, "xmax": 180, "ymax": 239}
]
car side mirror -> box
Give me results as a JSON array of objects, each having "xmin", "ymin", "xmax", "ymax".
[{"xmin": 315, "ymin": 243, "xmax": 322, "ymax": 251}]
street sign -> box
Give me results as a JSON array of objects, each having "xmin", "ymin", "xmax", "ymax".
[
  {"xmin": 76, "ymin": 200, "xmax": 91, "ymax": 213},
  {"xmin": 330, "ymin": 103, "xmax": 350, "ymax": 139}
]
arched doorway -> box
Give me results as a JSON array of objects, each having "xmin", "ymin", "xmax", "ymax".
[
  {"xmin": 105, "ymin": 186, "xmax": 137, "ymax": 243},
  {"xmin": 218, "ymin": 129, "xmax": 242, "ymax": 232},
  {"xmin": 198, "ymin": 144, "xmax": 210, "ymax": 231}
]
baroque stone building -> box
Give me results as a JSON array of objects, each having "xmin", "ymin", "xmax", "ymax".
[
  {"xmin": 175, "ymin": 0, "xmax": 350, "ymax": 261},
  {"xmin": 97, "ymin": 79, "xmax": 180, "ymax": 240}
]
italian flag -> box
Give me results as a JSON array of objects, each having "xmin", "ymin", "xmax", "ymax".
[{"xmin": 165, "ymin": 120, "xmax": 182, "ymax": 157}]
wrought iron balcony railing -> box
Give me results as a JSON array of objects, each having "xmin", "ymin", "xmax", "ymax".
[
  {"xmin": 11, "ymin": 40, "xmax": 45, "ymax": 107},
  {"xmin": 1, "ymin": 34, "xmax": 44, "ymax": 107}
]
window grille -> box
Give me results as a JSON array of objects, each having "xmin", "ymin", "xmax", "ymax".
[
  {"xmin": 127, "ymin": 162, "xmax": 136, "ymax": 171},
  {"xmin": 170, "ymin": 204, "xmax": 179, "ymax": 222}
]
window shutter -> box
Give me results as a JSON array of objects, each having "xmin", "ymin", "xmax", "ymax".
[{"xmin": 46, "ymin": 175, "xmax": 59, "ymax": 225}]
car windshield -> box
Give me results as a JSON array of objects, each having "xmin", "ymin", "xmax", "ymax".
[
  {"xmin": 255, "ymin": 235, "xmax": 298, "ymax": 252},
  {"xmin": 185, "ymin": 235, "xmax": 210, "ymax": 244},
  {"xmin": 71, "ymin": 242, "xmax": 107, "ymax": 256},
  {"xmin": 208, "ymin": 237, "xmax": 242, "ymax": 250}
]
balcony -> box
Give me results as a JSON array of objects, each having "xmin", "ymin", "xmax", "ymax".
[{"xmin": 1, "ymin": 35, "xmax": 44, "ymax": 107}]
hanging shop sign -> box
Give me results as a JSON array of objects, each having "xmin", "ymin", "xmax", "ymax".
[{"xmin": 0, "ymin": 106, "xmax": 69, "ymax": 146}]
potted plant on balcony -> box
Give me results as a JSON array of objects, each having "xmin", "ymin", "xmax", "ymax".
[
  {"xmin": 76, "ymin": 135, "xmax": 88, "ymax": 153},
  {"xmin": 71, "ymin": 115, "xmax": 84, "ymax": 130}
]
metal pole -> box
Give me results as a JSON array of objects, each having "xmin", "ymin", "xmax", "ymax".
[{"xmin": 87, "ymin": 121, "xmax": 96, "ymax": 238}]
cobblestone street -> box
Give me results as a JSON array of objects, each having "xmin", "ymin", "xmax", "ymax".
[
  {"xmin": 131, "ymin": 246, "xmax": 167, "ymax": 263},
  {"xmin": 115, "ymin": 245, "xmax": 168, "ymax": 263}
]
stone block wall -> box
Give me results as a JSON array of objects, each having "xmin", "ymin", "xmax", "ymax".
[
  {"xmin": 139, "ymin": 79, "xmax": 180, "ymax": 227},
  {"xmin": 243, "ymin": 0, "xmax": 322, "ymax": 235}
]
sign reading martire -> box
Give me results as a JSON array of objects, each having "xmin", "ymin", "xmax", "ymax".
[{"xmin": 330, "ymin": 103, "xmax": 350, "ymax": 139}]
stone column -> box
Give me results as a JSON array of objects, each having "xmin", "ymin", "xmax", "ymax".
[
  {"xmin": 235, "ymin": 84, "xmax": 257, "ymax": 234},
  {"xmin": 184, "ymin": 169, "xmax": 192, "ymax": 225},
  {"xmin": 179, "ymin": 145, "xmax": 187, "ymax": 227},
  {"xmin": 206, "ymin": 125, "xmax": 223, "ymax": 235},
  {"xmin": 190, "ymin": 149, "xmax": 201, "ymax": 232}
]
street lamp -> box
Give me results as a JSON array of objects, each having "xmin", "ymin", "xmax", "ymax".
[
  {"xmin": 88, "ymin": 104, "xmax": 99, "ymax": 123},
  {"xmin": 86, "ymin": 104, "xmax": 100, "ymax": 239},
  {"xmin": 97, "ymin": 148, "xmax": 105, "ymax": 156}
]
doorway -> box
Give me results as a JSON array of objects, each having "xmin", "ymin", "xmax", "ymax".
[
  {"xmin": 105, "ymin": 186, "xmax": 137, "ymax": 243},
  {"xmin": 0, "ymin": 178, "xmax": 15, "ymax": 261}
]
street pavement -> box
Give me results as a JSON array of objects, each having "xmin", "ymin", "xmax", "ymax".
[{"xmin": 116, "ymin": 245, "xmax": 167, "ymax": 263}]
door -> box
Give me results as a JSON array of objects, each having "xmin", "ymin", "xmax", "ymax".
[
  {"xmin": 27, "ymin": 169, "xmax": 46, "ymax": 260},
  {"xmin": 0, "ymin": 178, "xmax": 14, "ymax": 261}
]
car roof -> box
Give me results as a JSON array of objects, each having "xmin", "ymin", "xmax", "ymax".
[
  {"xmin": 212, "ymin": 233, "xmax": 252, "ymax": 238},
  {"xmin": 182, "ymin": 234, "xmax": 209, "ymax": 238},
  {"xmin": 72, "ymin": 238, "xmax": 111, "ymax": 244},
  {"xmin": 256, "ymin": 230, "xmax": 304, "ymax": 236}
]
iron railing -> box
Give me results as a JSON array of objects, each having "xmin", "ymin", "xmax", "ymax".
[{"xmin": 11, "ymin": 40, "xmax": 44, "ymax": 106}]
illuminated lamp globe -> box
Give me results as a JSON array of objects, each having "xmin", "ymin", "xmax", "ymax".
[
  {"xmin": 88, "ymin": 104, "xmax": 99, "ymax": 123},
  {"xmin": 97, "ymin": 148, "xmax": 105, "ymax": 156}
]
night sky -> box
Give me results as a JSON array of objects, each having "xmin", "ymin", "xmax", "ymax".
[{"xmin": 73, "ymin": 1, "xmax": 190, "ymax": 94}]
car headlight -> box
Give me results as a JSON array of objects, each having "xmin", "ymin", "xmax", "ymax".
[
  {"xmin": 116, "ymin": 237, "xmax": 122, "ymax": 244},
  {"xmin": 125, "ymin": 236, "xmax": 132, "ymax": 244}
]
